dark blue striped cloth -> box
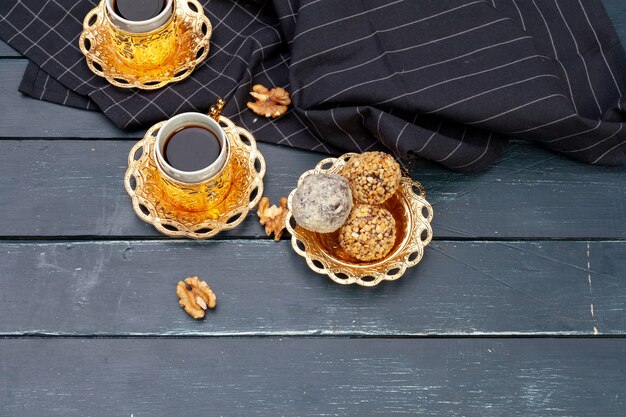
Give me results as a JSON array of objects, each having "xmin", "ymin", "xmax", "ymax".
[{"xmin": 1, "ymin": 0, "xmax": 625, "ymax": 171}]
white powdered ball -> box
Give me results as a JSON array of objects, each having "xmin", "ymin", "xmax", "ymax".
[{"xmin": 291, "ymin": 174, "xmax": 353, "ymax": 233}]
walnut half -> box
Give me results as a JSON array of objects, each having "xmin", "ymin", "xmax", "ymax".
[
  {"xmin": 257, "ymin": 196, "xmax": 288, "ymax": 240},
  {"xmin": 176, "ymin": 276, "xmax": 216, "ymax": 319},
  {"xmin": 247, "ymin": 84, "xmax": 291, "ymax": 118}
]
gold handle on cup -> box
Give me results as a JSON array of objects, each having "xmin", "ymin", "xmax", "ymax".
[{"xmin": 209, "ymin": 98, "xmax": 226, "ymax": 122}]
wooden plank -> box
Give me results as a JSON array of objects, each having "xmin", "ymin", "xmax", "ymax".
[
  {"xmin": 0, "ymin": 41, "xmax": 18, "ymax": 57},
  {"xmin": 0, "ymin": 240, "xmax": 623, "ymax": 336},
  {"xmin": 604, "ymin": 0, "xmax": 626, "ymax": 44},
  {"xmin": 0, "ymin": 139, "xmax": 318, "ymax": 238},
  {"xmin": 0, "ymin": 140, "xmax": 624, "ymax": 239},
  {"xmin": 1, "ymin": 338, "xmax": 625, "ymax": 416},
  {"xmin": 421, "ymin": 145, "xmax": 626, "ymax": 239}
]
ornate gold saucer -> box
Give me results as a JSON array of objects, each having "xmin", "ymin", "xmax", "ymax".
[
  {"xmin": 124, "ymin": 115, "xmax": 265, "ymax": 239},
  {"xmin": 285, "ymin": 154, "xmax": 434, "ymax": 287},
  {"xmin": 79, "ymin": 0, "xmax": 212, "ymax": 89}
]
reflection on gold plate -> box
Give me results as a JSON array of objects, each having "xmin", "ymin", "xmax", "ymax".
[
  {"xmin": 285, "ymin": 154, "xmax": 433, "ymax": 287},
  {"xmin": 79, "ymin": 0, "xmax": 211, "ymax": 89},
  {"xmin": 124, "ymin": 116, "xmax": 265, "ymax": 239}
]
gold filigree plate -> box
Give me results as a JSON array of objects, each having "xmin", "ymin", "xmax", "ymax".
[
  {"xmin": 79, "ymin": 0, "xmax": 211, "ymax": 89},
  {"xmin": 124, "ymin": 116, "xmax": 265, "ymax": 239},
  {"xmin": 285, "ymin": 154, "xmax": 433, "ymax": 287}
]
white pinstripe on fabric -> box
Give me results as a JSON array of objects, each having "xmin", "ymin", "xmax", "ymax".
[
  {"xmin": 291, "ymin": 33, "xmax": 532, "ymax": 97},
  {"xmin": 450, "ymin": 132, "xmax": 493, "ymax": 170},
  {"xmin": 331, "ymin": 108, "xmax": 363, "ymax": 152},
  {"xmin": 2, "ymin": 0, "xmax": 625, "ymax": 171},
  {"xmin": 394, "ymin": 122, "xmax": 410, "ymax": 155},
  {"xmin": 290, "ymin": 1, "xmax": 487, "ymax": 68},
  {"xmin": 466, "ymin": 94, "xmax": 568, "ymax": 125},
  {"xmin": 554, "ymin": 0, "xmax": 602, "ymax": 115},
  {"xmin": 579, "ymin": 0, "xmax": 623, "ymax": 111},
  {"xmin": 592, "ymin": 128, "xmax": 626, "ymax": 163},
  {"xmin": 374, "ymin": 55, "xmax": 549, "ymax": 106},
  {"xmin": 315, "ymin": 18, "xmax": 513, "ymax": 105},
  {"xmin": 544, "ymin": 120, "xmax": 601, "ymax": 143},
  {"xmin": 289, "ymin": 0, "xmax": 403, "ymax": 44},
  {"xmin": 424, "ymin": 74, "xmax": 560, "ymax": 115},
  {"xmin": 511, "ymin": 0, "xmax": 526, "ymax": 31},
  {"xmin": 531, "ymin": 0, "xmax": 579, "ymax": 114},
  {"xmin": 0, "ymin": 9, "xmax": 97, "ymax": 90},
  {"xmin": 562, "ymin": 124, "xmax": 623, "ymax": 153},
  {"xmin": 416, "ymin": 119, "xmax": 443, "ymax": 154},
  {"xmin": 507, "ymin": 113, "xmax": 577, "ymax": 135},
  {"xmin": 436, "ymin": 128, "xmax": 467, "ymax": 163}
]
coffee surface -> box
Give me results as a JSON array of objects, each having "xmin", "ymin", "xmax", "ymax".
[
  {"xmin": 113, "ymin": 0, "xmax": 166, "ymax": 21},
  {"xmin": 164, "ymin": 125, "xmax": 221, "ymax": 172}
]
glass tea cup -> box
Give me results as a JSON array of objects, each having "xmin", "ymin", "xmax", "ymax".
[
  {"xmin": 104, "ymin": 0, "xmax": 178, "ymax": 68},
  {"xmin": 154, "ymin": 112, "xmax": 233, "ymax": 213}
]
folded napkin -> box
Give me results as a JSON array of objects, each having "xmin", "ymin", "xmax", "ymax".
[{"xmin": 1, "ymin": 0, "xmax": 625, "ymax": 171}]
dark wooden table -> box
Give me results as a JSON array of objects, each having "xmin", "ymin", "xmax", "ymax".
[{"xmin": 2, "ymin": 2, "xmax": 626, "ymax": 415}]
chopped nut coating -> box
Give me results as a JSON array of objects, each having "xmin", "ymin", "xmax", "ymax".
[
  {"xmin": 176, "ymin": 276, "xmax": 216, "ymax": 319},
  {"xmin": 339, "ymin": 204, "xmax": 396, "ymax": 261},
  {"xmin": 341, "ymin": 152, "xmax": 402, "ymax": 205}
]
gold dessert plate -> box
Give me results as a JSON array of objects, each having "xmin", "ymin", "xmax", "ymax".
[
  {"xmin": 285, "ymin": 154, "xmax": 434, "ymax": 287},
  {"xmin": 79, "ymin": 0, "xmax": 211, "ymax": 90},
  {"xmin": 124, "ymin": 115, "xmax": 265, "ymax": 239}
]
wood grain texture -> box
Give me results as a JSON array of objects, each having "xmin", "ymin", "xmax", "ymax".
[
  {"xmin": 604, "ymin": 0, "xmax": 626, "ymax": 44},
  {"xmin": 0, "ymin": 240, "xmax": 623, "ymax": 336},
  {"xmin": 0, "ymin": 41, "xmax": 18, "ymax": 57},
  {"xmin": 0, "ymin": 139, "xmax": 317, "ymax": 238},
  {"xmin": 1, "ymin": 338, "xmax": 626, "ymax": 417},
  {"xmin": 0, "ymin": 140, "xmax": 624, "ymax": 239},
  {"xmin": 0, "ymin": 4, "xmax": 624, "ymax": 414}
]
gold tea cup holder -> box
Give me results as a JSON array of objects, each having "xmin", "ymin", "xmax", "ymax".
[
  {"xmin": 79, "ymin": 0, "xmax": 212, "ymax": 89},
  {"xmin": 124, "ymin": 115, "xmax": 266, "ymax": 239},
  {"xmin": 285, "ymin": 154, "xmax": 434, "ymax": 287}
]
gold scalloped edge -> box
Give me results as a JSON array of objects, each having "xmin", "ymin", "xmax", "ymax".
[
  {"xmin": 79, "ymin": 0, "xmax": 212, "ymax": 90},
  {"xmin": 124, "ymin": 116, "xmax": 266, "ymax": 239},
  {"xmin": 285, "ymin": 153, "xmax": 433, "ymax": 287}
]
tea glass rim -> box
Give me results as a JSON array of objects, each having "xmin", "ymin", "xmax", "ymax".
[
  {"xmin": 104, "ymin": 0, "xmax": 174, "ymax": 34},
  {"xmin": 154, "ymin": 112, "xmax": 231, "ymax": 185}
]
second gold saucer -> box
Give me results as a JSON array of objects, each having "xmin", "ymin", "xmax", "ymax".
[
  {"xmin": 124, "ymin": 116, "xmax": 266, "ymax": 239},
  {"xmin": 285, "ymin": 154, "xmax": 434, "ymax": 287},
  {"xmin": 79, "ymin": 0, "xmax": 212, "ymax": 90}
]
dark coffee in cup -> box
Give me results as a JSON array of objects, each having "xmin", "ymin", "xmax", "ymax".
[
  {"xmin": 113, "ymin": 0, "xmax": 166, "ymax": 21},
  {"xmin": 164, "ymin": 125, "xmax": 222, "ymax": 172}
]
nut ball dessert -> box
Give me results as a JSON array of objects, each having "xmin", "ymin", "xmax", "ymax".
[
  {"xmin": 339, "ymin": 204, "xmax": 396, "ymax": 261},
  {"xmin": 341, "ymin": 151, "xmax": 402, "ymax": 205},
  {"xmin": 291, "ymin": 173, "xmax": 353, "ymax": 233}
]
